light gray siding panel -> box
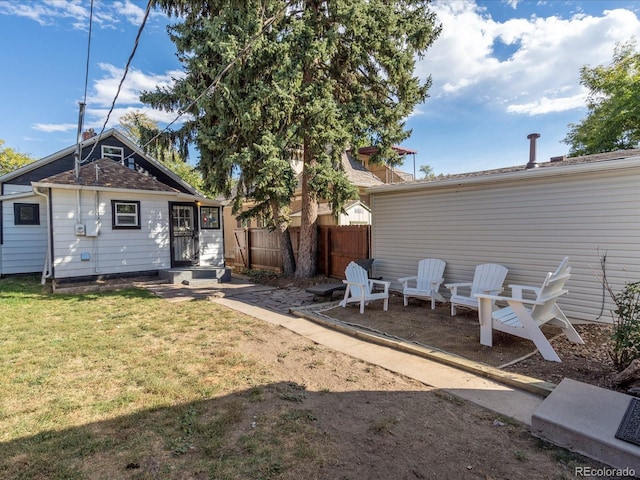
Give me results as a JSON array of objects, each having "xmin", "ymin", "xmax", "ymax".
[
  {"xmin": 51, "ymin": 190, "xmax": 171, "ymax": 279},
  {"xmin": 3, "ymin": 184, "xmax": 33, "ymax": 194},
  {"xmin": 1, "ymin": 195, "xmax": 48, "ymax": 274},
  {"xmin": 371, "ymin": 168, "xmax": 640, "ymax": 323},
  {"xmin": 200, "ymin": 229, "xmax": 224, "ymax": 266}
]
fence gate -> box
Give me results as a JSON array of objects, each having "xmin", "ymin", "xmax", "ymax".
[
  {"xmin": 317, "ymin": 225, "xmax": 370, "ymax": 278},
  {"xmin": 233, "ymin": 229, "xmax": 248, "ymax": 269}
]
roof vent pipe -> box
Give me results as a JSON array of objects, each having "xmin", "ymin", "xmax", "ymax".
[{"xmin": 526, "ymin": 133, "xmax": 540, "ymax": 169}]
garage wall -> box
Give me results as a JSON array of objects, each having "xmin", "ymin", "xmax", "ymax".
[{"xmin": 370, "ymin": 162, "xmax": 640, "ymax": 323}]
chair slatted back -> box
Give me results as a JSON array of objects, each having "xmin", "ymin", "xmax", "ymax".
[
  {"xmin": 532, "ymin": 257, "xmax": 571, "ymax": 323},
  {"xmin": 415, "ymin": 259, "xmax": 446, "ymax": 291},
  {"xmin": 470, "ymin": 263, "xmax": 508, "ymax": 297},
  {"xmin": 345, "ymin": 261, "xmax": 369, "ymax": 298}
]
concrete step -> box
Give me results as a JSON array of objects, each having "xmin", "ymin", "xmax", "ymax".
[
  {"xmin": 159, "ymin": 267, "xmax": 232, "ymax": 285},
  {"xmin": 532, "ymin": 378, "xmax": 640, "ymax": 472}
]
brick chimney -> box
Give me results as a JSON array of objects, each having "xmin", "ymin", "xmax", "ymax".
[{"xmin": 82, "ymin": 128, "xmax": 96, "ymax": 141}]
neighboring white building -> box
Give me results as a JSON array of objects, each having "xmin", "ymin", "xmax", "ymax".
[
  {"xmin": 367, "ymin": 149, "xmax": 640, "ymax": 324},
  {"xmin": 0, "ymin": 129, "xmax": 225, "ymax": 282}
]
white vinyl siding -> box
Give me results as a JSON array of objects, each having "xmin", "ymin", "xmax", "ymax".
[
  {"xmin": 370, "ymin": 164, "xmax": 640, "ymax": 324},
  {"xmin": 199, "ymin": 227, "xmax": 224, "ymax": 266},
  {"xmin": 50, "ymin": 189, "xmax": 171, "ymax": 279},
  {"xmin": 339, "ymin": 202, "xmax": 371, "ymax": 225},
  {"xmin": 1, "ymin": 193, "xmax": 47, "ymax": 274}
]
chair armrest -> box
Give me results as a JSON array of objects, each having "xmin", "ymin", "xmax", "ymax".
[
  {"xmin": 477, "ymin": 286, "xmax": 504, "ymax": 295},
  {"xmin": 343, "ymin": 279, "xmax": 365, "ymax": 288},
  {"xmin": 474, "ymin": 293, "xmax": 544, "ymax": 305},
  {"xmin": 398, "ymin": 275, "xmax": 417, "ymax": 287},
  {"xmin": 445, "ymin": 282, "xmax": 472, "ymax": 289},
  {"xmin": 369, "ymin": 279, "xmax": 391, "ymax": 293},
  {"xmin": 445, "ymin": 282, "xmax": 472, "ymax": 296},
  {"xmin": 508, "ymin": 284, "xmax": 540, "ymax": 299}
]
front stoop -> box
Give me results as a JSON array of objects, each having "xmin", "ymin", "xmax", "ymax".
[
  {"xmin": 532, "ymin": 378, "xmax": 640, "ymax": 472},
  {"xmin": 159, "ymin": 267, "xmax": 232, "ymax": 285}
]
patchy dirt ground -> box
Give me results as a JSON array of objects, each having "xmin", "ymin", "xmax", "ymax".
[
  {"xmin": 232, "ymin": 305, "xmax": 612, "ymax": 480},
  {"xmin": 247, "ymin": 271, "xmax": 619, "ymax": 391},
  {"xmin": 223, "ymin": 271, "xmax": 625, "ymax": 479},
  {"xmin": 61, "ymin": 271, "xmax": 620, "ymax": 478},
  {"xmin": 319, "ymin": 294, "xmax": 617, "ymax": 391}
]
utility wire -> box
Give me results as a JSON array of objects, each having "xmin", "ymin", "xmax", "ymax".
[
  {"xmin": 81, "ymin": 0, "xmax": 152, "ymax": 163},
  {"xmin": 82, "ymin": 0, "xmax": 94, "ymax": 104}
]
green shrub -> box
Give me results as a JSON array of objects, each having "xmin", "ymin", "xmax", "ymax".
[{"xmin": 609, "ymin": 281, "xmax": 640, "ymax": 371}]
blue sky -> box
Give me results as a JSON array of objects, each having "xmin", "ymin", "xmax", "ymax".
[{"xmin": 1, "ymin": 0, "xmax": 640, "ymax": 176}]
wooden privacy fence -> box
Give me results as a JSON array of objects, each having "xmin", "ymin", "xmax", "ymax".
[{"xmin": 233, "ymin": 225, "xmax": 370, "ymax": 278}]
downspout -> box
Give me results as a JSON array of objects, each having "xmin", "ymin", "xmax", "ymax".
[
  {"xmin": 94, "ymin": 190, "xmax": 100, "ymax": 274},
  {"xmin": 33, "ymin": 186, "xmax": 52, "ymax": 284}
]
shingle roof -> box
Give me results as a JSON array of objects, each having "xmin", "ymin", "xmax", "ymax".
[
  {"xmin": 341, "ymin": 152, "xmax": 384, "ymax": 187},
  {"xmin": 37, "ymin": 158, "xmax": 179, "ymax": 192},
  {"xmin": 430, "ymin": 148, "xmax": 640, "ymax": 182}
]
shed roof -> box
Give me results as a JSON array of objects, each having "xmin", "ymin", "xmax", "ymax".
[{"xmin": 367, "ymin": 148, "xmax": 640, "ymax": 194}]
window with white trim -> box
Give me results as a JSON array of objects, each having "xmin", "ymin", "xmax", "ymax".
[
  {"xmin": 102, "ymin": 145, "xmax": 124, "ymax": 162},
  {"xmin": 111, "ymin": 200, "xmax": 141, "ymax": 229}
]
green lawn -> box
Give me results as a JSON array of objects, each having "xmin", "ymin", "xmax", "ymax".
[{"xmin": 0, "ymin": 276, "xmax": 319, "ymax": 479}]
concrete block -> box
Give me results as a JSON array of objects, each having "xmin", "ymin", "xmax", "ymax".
[{"xmin": 532, "ymin": 378, "xmax": 640, "ymax": 472}]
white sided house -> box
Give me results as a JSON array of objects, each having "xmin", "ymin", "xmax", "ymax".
[
  {"xmin": 0, "ymin": 129, "xmax": 226, "ymax": 283},
  {"xmin": 368, "ymin": 149, "xmax": 640, "ymax": 324}
]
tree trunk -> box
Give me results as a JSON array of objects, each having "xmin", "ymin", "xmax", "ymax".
[
  {"xmin": 295, "ymin": 139, "xmax": 318, "ymax": 278},
  {"xmin": 277, "ymin": 227, "xmax": 296, "ymax": 275},
  {"xmin": 613, "ymin": 358, "xmax": 640, "ymax": 386},
  {"xmin": 270, "ymin": 200, "xmax": 295, "ymax": 275}
]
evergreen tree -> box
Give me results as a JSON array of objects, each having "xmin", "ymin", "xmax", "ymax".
[
  {"xmin": 564, "ymin": 41, "xmax": 640, "ymax": 156},
  {"xmin": 143, "ymin": 0, "xmax": 441, "ymax": 276}
]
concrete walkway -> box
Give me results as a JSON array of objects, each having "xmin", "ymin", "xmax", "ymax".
[{"xmin": 144, "ymin": 276, "xmax": 545, "ymax": 426}]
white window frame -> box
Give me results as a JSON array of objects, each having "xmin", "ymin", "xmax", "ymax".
[
  {"xmin": 101, "ymin": 145, "xmax": 124, "ymax": 162},
  {"xmin": 111, "ymin": 200, "xmax": 141, "ymax": 229}
]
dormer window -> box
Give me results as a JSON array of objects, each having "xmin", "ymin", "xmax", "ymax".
[{"xmin": 102, "ymin": 145, "xmax": 124, "ymax": 163}]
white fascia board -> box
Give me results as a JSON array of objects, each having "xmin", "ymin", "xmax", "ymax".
[
  {"xmin": 0, "ymin": 191, "xmax": 38, "ymax": 201},
  {"xmin": 366, "ymin": 155, "xmax": 640, "ymax": 195}
]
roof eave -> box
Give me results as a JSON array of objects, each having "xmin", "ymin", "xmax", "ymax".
[
  {"xmin": 367, "ymin": 155, "xmax": 640, "ymax": 194},
  {"xmin": 31, "ymin": 181, "xmax": 221, "ymax": 205}
]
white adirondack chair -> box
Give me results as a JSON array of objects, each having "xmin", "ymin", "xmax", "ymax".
[
  {"xmin": 475, "ymin": 257, "xmax": 584, "ymax": 362},
  {"xmin": 339, "ymin": 261, "xmax": 391, "ymax": 314},
  {"xmin": 398, "ymin": 258, "xmax": 446, "ymax": 309},
  {"xmin": 445, "ymin": 263, "xmax": 508, "ymax": 316}
]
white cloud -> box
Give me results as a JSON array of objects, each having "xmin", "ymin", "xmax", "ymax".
[
  {"xmin": 89, "ymin": 63, "xmax": 183, "ymax": 107},
  {"xmin": 507, "ymin": 92, "xmax": 587, "ymax": 115},
  {"xmin": 0, "ymin": 0, "xmax": 152, "ymax": 30},
  {"xmin": 33, "ymin": 122, "xmax": 78, "ymax": 133},
  {"xmin": 82, "ymin": 63, "xmax": 185, "ymax": 130},
  {"xmin": 113, "ymin": 0, "xmax": 149, "ymax": 25},
  {"xmin": 417, "ymin": 1, "xmax": 640, "ymax": 115}
]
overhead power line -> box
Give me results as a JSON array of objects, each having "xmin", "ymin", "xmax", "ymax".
[{"xmin": 81, "ymin": 0, "xmax": 152, "ymax": 163}]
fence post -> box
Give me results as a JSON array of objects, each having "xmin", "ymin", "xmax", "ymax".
[{"xmin": 245, "ymin": 228, "xmax": 251, "ymax": 270}]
